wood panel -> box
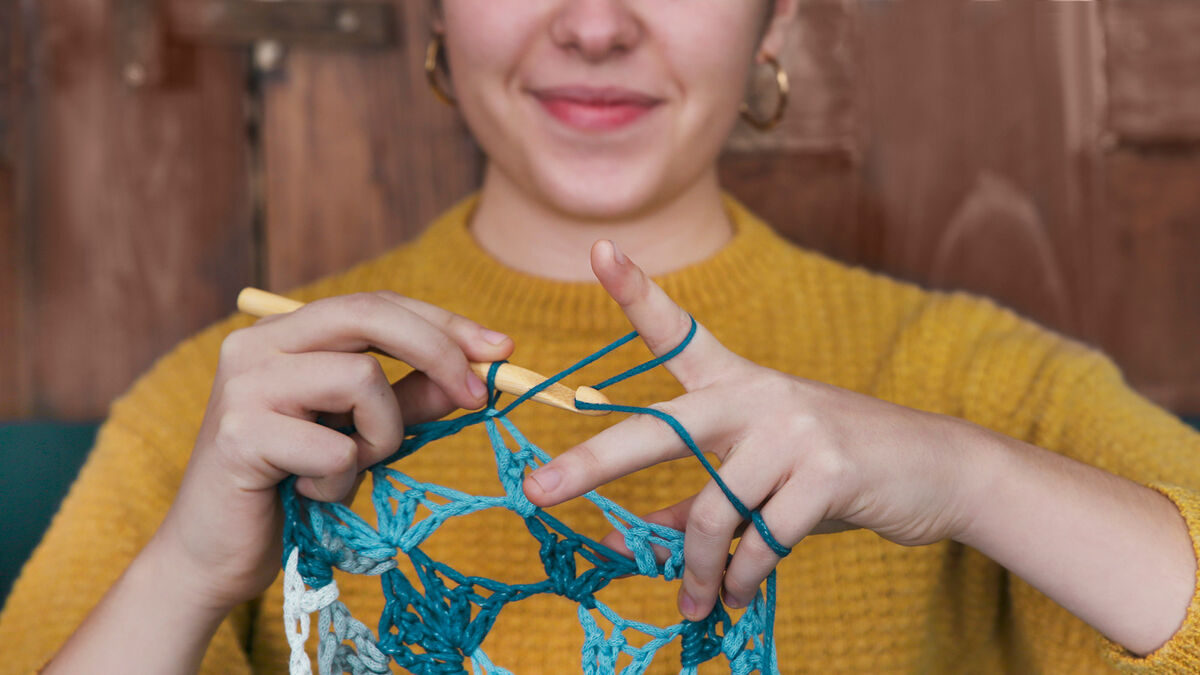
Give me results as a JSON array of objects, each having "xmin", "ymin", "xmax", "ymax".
[
  {"xmin": 1091, "ymin": 1, "xmax": 1200, "ymax": 412},
  {"xmin": 853, "ymin": 0, "xmax": 1096, "ymax": 335},
  {"xmin": 1103, "ymin": 0, "xmax": 1200, "ymax": 143},
  {"xmin": 720, "ymin": 151, "xmax": 865, "ymax": 266},
  {"xmin": 0, "ymin": 0, "xmax": 32, "ymax": 418},
  {"xmin": 261, "ymin": 0, "xmax": 483, "ymax": 291},
  {"xmin": 1093, "ymin": 150, "xmax": 1200, "ymax": 412},
  {"xmin": 14, "ymin": 0, "xmax": 253, "ymax": 420}
]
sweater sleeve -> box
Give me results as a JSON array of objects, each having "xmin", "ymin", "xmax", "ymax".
[
  {"xmin": 0, "ymin": 318, "xmax": 255, "ymax": 674},
  {"xmin": 1102, "ymin": 483, "xmax": 1200, "ymax": 672},
  {"xmin": 1054, "ymin": 357, "xmax": 1200, "ymax": 672},
  {"xmin": 885, "ymin": 291, "xmax": 1200, "ymax": 672},
  {"xmin": 973, "ymin": 333, "xmax": 1200, "ymax": 673}
]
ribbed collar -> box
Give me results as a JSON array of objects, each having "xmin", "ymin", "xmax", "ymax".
[{"xmin": 398, "ymin": 193, "xmax": 797, "ymax": 334}]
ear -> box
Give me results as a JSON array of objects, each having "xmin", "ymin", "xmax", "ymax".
[{"xmin": 758, "ymin": 0, "xmax": 798, "ymax": 62}]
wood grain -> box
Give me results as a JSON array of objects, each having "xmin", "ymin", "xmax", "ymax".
[
  {"xmin": 0, "ymin": 160, "xmax": 25, "ymax": 419},
  {"xmin": 1092, "ymin": 149, "xmax": 1200, "ymax": 412},
  {"xmin": 261, "ymin": 0, "xmax": 483, "ymax": 291},
  {"xmin": 1, "ymin": 0, "xmax": 33, "ymax": 418},
  {"xmin": 852, "ymin": 0, "xmax": 1098, "ymax": 336},
  {"xmin": 719, "ymin": 150, "xmax": 866, "ymax": 266},
  {"xmin": 1103, "ymin": 0, "xmax": 1200, "ymax": 143},
  {"xmin": 24, "ymin": 0, "xmax": 253, "ymax": 419},
  {"xmin": 931, "ymin": 172, "xmax": 1073, "ymax": 330}
]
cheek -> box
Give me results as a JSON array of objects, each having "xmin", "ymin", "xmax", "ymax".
[
  {"xmin": 652, "ymin": 9, "xmax": 761, "ymax": 138},
  {"xmin": 444, "ymin": 2, "xmax": 547, "ymax": 153},
  {"xmin": 442, "ymin": 4, "xmax": 525, "ymax": 82}
]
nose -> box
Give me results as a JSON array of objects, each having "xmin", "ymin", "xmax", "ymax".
[{"xmin": 549, "ymin": 0, "xmax": 642, "ymax": 62}]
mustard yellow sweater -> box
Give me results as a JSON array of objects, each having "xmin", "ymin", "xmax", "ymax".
[{"xmin": 3, "ymin": 196, "xmax": 1199, "ymax": 674}]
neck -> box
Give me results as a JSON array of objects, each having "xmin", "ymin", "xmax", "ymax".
[{"xmin": 468, "ymin": 167, "xmax": 734, "ymax": 282}]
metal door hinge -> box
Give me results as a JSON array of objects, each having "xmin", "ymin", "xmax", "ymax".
[{"xmin": 115, "ymin": 0, "xmax": 397, "ymax": 87}]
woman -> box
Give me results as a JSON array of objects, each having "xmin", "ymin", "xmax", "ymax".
[{"xmin": 4, "ymin": 1, "xmax": 1198, "ymax": 672}]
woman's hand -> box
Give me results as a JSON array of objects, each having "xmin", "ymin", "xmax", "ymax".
[
  {"xmin": 154, "ymin": 292, "xmax": 514, "ymax": 614},
  {"xmin": 523, "ymin": 241, "xmax": 991, "ymax": 621}
]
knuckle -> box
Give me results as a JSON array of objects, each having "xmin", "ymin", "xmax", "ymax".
[
  {"xmin": 211, "ymin": 410, "xmax": 255, "ymax": 460},
  {"xmin": 646, "ymin": 400, "xmax": 680, "ymax": 419},
  {"xmin": 217, "ymin": 372, "xmax": 258, "ymax": 407},
  {"xmin": 644, "ymin": 311, "xmax": 693, "ymax": 356},
  {"xmin": 780, "ymin": 409, "xmax": 820, "ymax": 443},
  {"xmin": 571, "ymin": 442, "xmax": 604, "ymax": 474},
  {"xmin": 218, "ymin": 328, "xmax": 259, "ymax": 366},
  {"xmin": 736, "ymin": 531, "xmax": 776, "ymax": 562},
  {"xmin": 643, "ymin": 401, "xmax": 684, "ymax": 435},
  {"xmin": 212, "ymin": 410, "xmax": 245, "ymax": 445},
  {"xmin": 683, "ymin": 561, "xmax": 721, "ymax": 590},
  {"xmin": 756, "ymin": 373, "xmax": 804, "ymax": 404},
  {"xmin": 346, "ymin": 354, "xmax": 385, "ymax": 388},
  {"xmin": 445, "ymin": 312, "xmax": 478, "ymax": 337},
  {"xmin": 340, "ymin": 292, "xmax": 382, "ymax": 320},
  {"xmin": 364, "ymin": 414, "xmax": 404, "ymax": 456},
  {"xmin": 806, "ymin": 446, "xmax": 851, "ymax": 485},
  {"xmin": 319, "ymin": 436, "xmax": 359, "ymax": 476},
  {"xmin": 724, "ymin": 571, "xmax": 759, "ymax": 600},
  {"xmin": 422, "ymin": 330, "xmax": 462, "ymax": 367},
  {"xmin": 374, "ymin": 426, "xmax": 404, "ymax": 456},
  {"xmin": 686, "ymin": 504, "xmax": 729, "ymax": 541}
]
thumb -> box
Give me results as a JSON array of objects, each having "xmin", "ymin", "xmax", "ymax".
[{"xmin": 590, "ymin": 239, "xmax": 742, "ymax": 391}]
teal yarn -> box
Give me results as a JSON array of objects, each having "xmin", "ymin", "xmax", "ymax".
[{"xmin": 280, "ymin": 317, "xmax": 787, "ymax": 675}]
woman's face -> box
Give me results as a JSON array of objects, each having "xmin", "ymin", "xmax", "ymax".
[{"xmin": 439, "ymin": 1, "xmax": 785, "ymax": 221}]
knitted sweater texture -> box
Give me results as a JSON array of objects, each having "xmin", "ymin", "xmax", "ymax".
[{"xmin": 2, "ymin": 196, "xmax": 1199, "ymax": 674}]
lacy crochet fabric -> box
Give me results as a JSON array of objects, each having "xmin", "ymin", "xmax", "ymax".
[{"xmin": 280, "ymin": 318, "xmax": 788, "ymax": 674}]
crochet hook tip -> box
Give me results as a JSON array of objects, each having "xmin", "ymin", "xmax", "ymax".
[
  {"xmin": 574, "ymin": 386, "xmax": 611, "ymax": 414},
  {"xmin": 469, "ymin": 362, "xmax": 612, "ymax": 416}
]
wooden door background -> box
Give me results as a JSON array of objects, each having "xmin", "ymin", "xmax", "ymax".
[{"xmin": 3, "ymin": 0, "xmax": 1199, "ymax": 422}]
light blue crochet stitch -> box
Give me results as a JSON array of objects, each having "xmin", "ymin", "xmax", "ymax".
[{"xmin": 280, "ymin": 316, "xmax": 788, "ymax": 674}]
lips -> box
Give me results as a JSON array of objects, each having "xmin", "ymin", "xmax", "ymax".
[{"xmin": 531, "ymin": 86, "xmax": 662, "ymax": 132}]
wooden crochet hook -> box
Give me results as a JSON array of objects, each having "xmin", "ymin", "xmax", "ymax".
[{"xmin": 236, "ymin": 288, "xmax": 611, "ymax": 416}]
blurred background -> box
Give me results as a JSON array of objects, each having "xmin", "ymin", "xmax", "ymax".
[{"xmin": 2, "ymin": 0, "xmax": 1198, "ymax": 601}]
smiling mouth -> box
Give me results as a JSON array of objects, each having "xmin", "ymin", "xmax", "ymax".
[{"xmin": 531, "ymin": 87, "xmax": 663, "ymax": 132}]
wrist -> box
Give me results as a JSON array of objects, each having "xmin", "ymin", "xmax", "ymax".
[
  {"xmin": 134, "ymin": 534, "xmax": 234, "ymax": 627},
  {"xmin": 947, "ymin": 429, "xmax": 1196, "ymax": 655},
  {"xmin": 42, "ymin": 533, "xmax": 229, "ymax": 674},
  {"xmin": 945, "ymin": 419, "xmax": 1012, "ymax": 547}
]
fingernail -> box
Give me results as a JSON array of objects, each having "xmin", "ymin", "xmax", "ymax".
[
  {"xmin": 724, "ymin": 591, "xmax": 747, "ymax": 609},
  {"xmin": 609, "ymin": 240, "xmax": 627, "ymax": 265},
  {"xmin": 678, "ymin": 590, "xmax": 698, "ymax": 619},
  {"xmin": 481, "ymin": 329, "xmax": 509, "ymax": 346},
  {"xmin": 466, "ymin": 372, "xmax": 487, "ymax": 400},
  {"xmin": 529, "ymin": 467, "xmax": 561, "ymax": 493}
]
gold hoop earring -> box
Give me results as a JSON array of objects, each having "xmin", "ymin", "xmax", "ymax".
[
  {"xmin": 425, "ymin": 33, "xmax": 457, "ymax": 107},
  {"xmin": 739, "ymin": 54, "xmax": 789, "ymax": 132}
]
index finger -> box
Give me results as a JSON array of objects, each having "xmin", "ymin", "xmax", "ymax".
[
  {"xmin": 590, "ymin": 240, "xmax": 745, "ymax": 391},
  {"xmin": 524, "ymin": 389, "xmax": 728, "ymax": 507},
  {"xmin": 252, "ymin": 292, "xmax": 513, "ymax": 410}
]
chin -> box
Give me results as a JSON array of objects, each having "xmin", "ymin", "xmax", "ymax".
[{"xmin": 530, "ymin": 158, "xmax": 681, "ymax": 223}]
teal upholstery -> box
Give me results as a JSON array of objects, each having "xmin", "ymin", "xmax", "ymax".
[{"xmin": 0, "ymin": 422, "xmax": 99, "ymax": 605}]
